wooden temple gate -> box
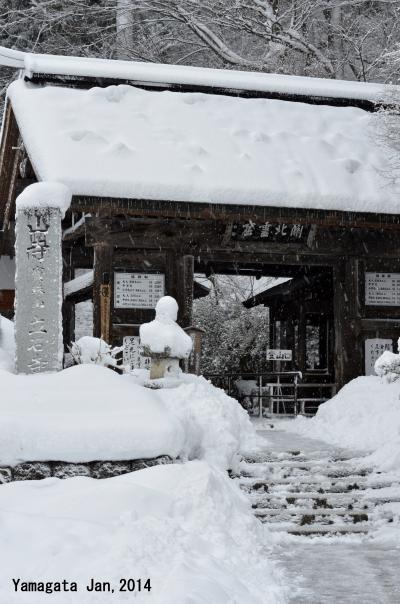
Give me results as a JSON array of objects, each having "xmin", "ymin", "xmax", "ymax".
[
  {"xmin": 0, "ymin": 51, "xmax": 399, "ymax": 407},
  {"xmin": 61, "ymin": 198, "xmax": 400, "ymax": 392}
]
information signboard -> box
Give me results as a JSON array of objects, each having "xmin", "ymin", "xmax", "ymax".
[
  {"xmin": 114, "ymin": 272, "xmax": 165, "ymax": 309},
  {"xmin": 266, "ymin": 349, "xmax": 293, "ymax": 361},
  {"xmin": 123, "ymin": 336, "xmax": 151, "ymax": 371},
  {"xmin": 365, "ymin": 272, "xmax": 400, "ymax": 306},
  {"xmin": 364, "ymin": 338, "xmax": 392, "ymax": 376}
]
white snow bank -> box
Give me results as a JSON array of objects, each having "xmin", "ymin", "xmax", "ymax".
[
  {"xmin": 140, "ymin": 296, "xmax": 192, "ymax": 358},
  {"xmin": 8, "ymin": 79, "xmax": 398, "ymax": 213},
  {"xmin": 156, "ymin": 374, "xmax": 259, "ymax": 471},
  {"xmin": 0, "ymin": 364, "xmax": 184, "ymax": 465},
  {"xmin": 16, "ymin": 181, "xmax": 72, "ymax": 218},
  {"xmin": 0, "ymin": 314, "xmax": 15, "ymax": 372},
  {"xmin": 287, "ymin": 376, "xmax": 400, "ymax": 471},
  {"xmin": 0, "ymin": 461, "xmax": 286, "ymax": 603},
  {"xmin": 0, "ymin": 354, "xmax": 258, "ymax": 469}
]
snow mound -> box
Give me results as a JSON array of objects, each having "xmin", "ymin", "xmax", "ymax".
[
  {"xmin": 0, "ymin": 461, "xmax": 286, "ymax": 603},
  {"xmin": 287, "ymin": 376, "xmax": 400, "ymax": 471},
  {"xmin": 0, "ymin": 364, "xmax": 184, "ymax": 465},
  {"xmin": 157, "ymin": 374, "xmax": 259, "ymax": 471},
  {"xmin": 0, "ymin": 314, "xmax": 15, "ymax": 372},
  {"xmin": 140, "ymin": 296, "xmax": 192, "ymax": 358},
  {"xmin": 16, "ymin": 181, "xmax": 72, "ymax": 218}
]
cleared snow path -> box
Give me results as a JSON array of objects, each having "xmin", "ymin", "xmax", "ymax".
[
  {"xmin": 237, "ymin": 423, "xmax": 400, "ymax": 603},
  {"xmin": 278, "ymin": 542, "xmax": 400, "ymax": 604}
]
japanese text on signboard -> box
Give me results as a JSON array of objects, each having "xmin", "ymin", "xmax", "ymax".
[
  {"xmin": 365, "ymin": 273, "xmax": 400, "ymax": 306},
  {"xmin": 123, "ymin": 336, "xmax": 151, "ymax": 371},
  {"xmin": 231, "ymin": 221, "xmax": 311, "ymax": 242},
  {"xmin": 267, "ymin": 349, "xmax": 293, "ymax": 361},
  {"xmin": 365, "ymin": 338, "xmax": 392, "ymax": 375},
  {"xmin": 114, "ymin": 273, "xmax": 165, "ymax": 309}
]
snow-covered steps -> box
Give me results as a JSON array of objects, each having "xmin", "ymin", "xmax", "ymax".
[
  {"xmin": 269, "ymin": 524, "xmax": 371, "ymax": 536},
  {"xmin": 254, "ymin": 507, "xmax": 369, "ymax": 520},
  {"xmin": 237, "ymin": 431, "xmax": 397, "ymax": 538}
]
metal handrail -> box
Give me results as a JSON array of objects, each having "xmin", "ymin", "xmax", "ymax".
[{"xmin": 204, "ymin": 372, "xmax": 336, "ymax": 417}]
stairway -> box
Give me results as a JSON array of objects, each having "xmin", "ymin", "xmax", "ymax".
[{"xmin": 236, "ymin": 434, "xmax": 400, "ymax": 537}]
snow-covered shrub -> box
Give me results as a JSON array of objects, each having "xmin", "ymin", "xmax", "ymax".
[
  {"xmin": 375, "ymin": 344, "xmax": 400, "ymax": 383},
  {"xmin": 69, "ymin": 336, "xmax": 121, "ymax": 367}
]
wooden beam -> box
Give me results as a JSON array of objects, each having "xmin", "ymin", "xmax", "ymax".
[{"xmin": 71, "ymin": 196, "xmax": 400, "ymax": 231}]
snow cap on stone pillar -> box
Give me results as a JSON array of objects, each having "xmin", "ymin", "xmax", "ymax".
[{"xmin": 16, "ymin": 181, "xmax": 72, "ymax": 216}]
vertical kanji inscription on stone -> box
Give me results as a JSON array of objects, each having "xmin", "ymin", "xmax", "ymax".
[{"xmin": 15, "ymin": 207, "xmax": 63, "ymax": 373}]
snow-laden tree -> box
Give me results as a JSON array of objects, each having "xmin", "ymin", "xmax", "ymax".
[
  {"xmin": 0, "ymin": 0, "xmax": 399, "ymax": 83},
  {"xmin": 193, "ymin": 275, "xmax": 270, "ymax": 375},
  {"xmin": 372, "ymin": 43, "xmax": 400, "ymax": 188}
]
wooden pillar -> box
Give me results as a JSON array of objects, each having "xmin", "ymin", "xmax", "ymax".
[
  {"xmin": 285, "ymin": 319, "xmax": 295, "ymax": 370},
  {"xmin": 93, "ymin": 243, "xmax": 113, "ymax": 341},
  {"xmin": 297, "ymin": 303, "xmax": 307, "ymax": 373},
  {"xmin": 333, "ymin": 259, "xmax": 362, "ymax": 388},
  {"xmin": 165, "ymin": 253, "xmax": 194, "ymax": 327},
  {"xmin": 62, "ymin": 300, "xmax": 75, "ymax": 349}
]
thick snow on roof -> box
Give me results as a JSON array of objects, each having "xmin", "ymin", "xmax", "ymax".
[
  {"xmin": 0, "ymin": 46, "xmax": 389, "ymax": 101},
  {"xmin": 23, "ymin": 51, "xmax": 387, "ymax": 102},
  {"xmin": 8, "ymin": 79, "xmax": 399, "ymax": 213}
]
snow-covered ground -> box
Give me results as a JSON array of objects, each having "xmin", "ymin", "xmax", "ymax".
[
  {"xmin": 0, "ymin": 314, "xmax": 287, "ymax": 603},
  {"xmin": 286, "ymin": 376, "xmax": 400, "ymax": 472},
  {"xmin": 0, "ymin": 461, "xmax": 287, "ymax": 603},
  {"xmin": 0, "ymin": 314, "xmax": 256, "ymax": 469}
]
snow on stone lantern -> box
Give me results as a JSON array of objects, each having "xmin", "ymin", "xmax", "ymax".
[
  {"xmin": 139, "ymin": 296, "xmax": 193, "ymax": 380},
  {"xmin": 15, "ymin": 182, "xmax": 72, "ymax": 374}
]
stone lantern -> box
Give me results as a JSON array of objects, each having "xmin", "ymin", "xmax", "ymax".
[{"xmin": 139, "ymin": 296, "xmax": 193, "ymax": 380}]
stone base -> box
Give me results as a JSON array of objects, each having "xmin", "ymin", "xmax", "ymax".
[
  {"xmin": 0, "ymin": 456, "xmax": 173, "ymax": 483},
  {"xmin": 150, "ymin": 357, "xmax": 180, "ymax": 379}
]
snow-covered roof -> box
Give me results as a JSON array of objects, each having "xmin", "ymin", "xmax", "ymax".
[
  {"xmin": 0, "ymin": 46, "xmax": 387, "ymax": 103},
  {"xmin": 63, "ymin": 270, "xmax": 94, "ymax": 298},
  {"xmin": 8, "ymin": 79, "xmax": 399, "ymax": 214}
]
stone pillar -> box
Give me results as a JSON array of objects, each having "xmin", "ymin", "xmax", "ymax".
[
  {"xmin": 15, "ymin": 206, "xmax": 63, "ymax": 373},
  {"xmin": 14, "ymin": 182, "xmax": 71, "ymax": 374}
]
